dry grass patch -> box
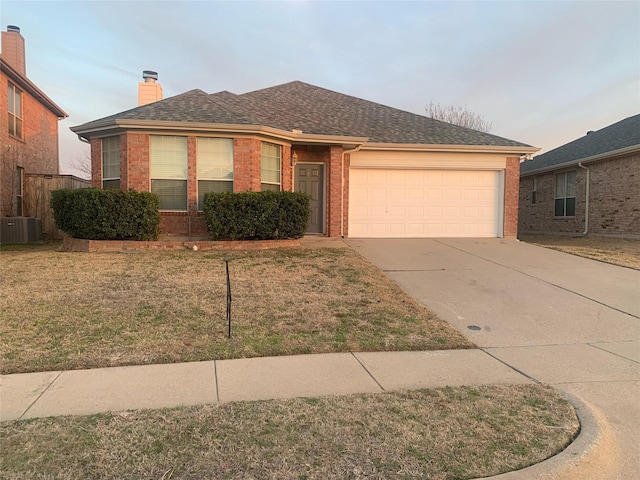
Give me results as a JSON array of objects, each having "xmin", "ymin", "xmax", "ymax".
[
  {"xmin": 0, "ymin": 246, "xmax": 472, "ymax": 374},
  {"xmin": 519, "ymin": 235, "xmax": 640, "ymax": 270},
  {"xmin": 0, "ymin": 384, "xmax": 579, "ymax": 480}
]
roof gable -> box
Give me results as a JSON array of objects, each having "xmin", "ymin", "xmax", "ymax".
[{"xmin": 521, "ymin": 114, "xmax": 640, "ymax": 174}]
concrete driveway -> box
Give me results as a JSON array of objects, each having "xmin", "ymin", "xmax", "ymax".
[{"xmin": 347, "ymin": 238, "xmax": 640, "ymax": 479}]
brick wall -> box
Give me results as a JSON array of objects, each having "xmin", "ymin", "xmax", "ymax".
[
  {"xmin": 1, "ymin": 72, "xmax": 60, "ymax": 216},
  {"xmin": 518, "ymin": 168, "xmax": 586, "ymax": 235},
  {"xmin": 503, "ymin": 156, "xmax": 520, "ymax": 237},
  {"xmin": 126, "ymin": 133, "xmax": 149, "ymax": 191},
  {"xmin": 233, "ymin": 137, "xmax": 261, "ymax": 192},
  {"xmin": 90, "ymin": 138, "xmax": 101, "ymax": 188},
  {"xmin": 588, "ymin": 155, "xmax": 639, "ymax": 235},
  {"xmin": 89, "ymin": 133, "xmax": 306, "ymax": 238},
  {"xmin": 518, "ymin": 153, "xmax": 639, "ymax": 236}
]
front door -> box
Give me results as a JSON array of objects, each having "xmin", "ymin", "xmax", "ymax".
[{"xmin": 295, "ymin": 164, "xmax": 325, "ymax": 234}]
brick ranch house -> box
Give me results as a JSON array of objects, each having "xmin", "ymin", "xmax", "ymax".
[
  {"xmin": 519, "ymin": 114, "xmax": 640, "ymax": 238},
  {"xmin": 70, "ymin": 76, "xmax": 538, "ymax": 239}
]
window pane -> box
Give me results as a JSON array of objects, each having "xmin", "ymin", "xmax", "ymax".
[
  {"xmin": 555, "ymin": 173, "xmax": 566, "ymax": 198},
  {"xmin": 15, "ymin": 117, "xmax": 22, "ymax": 140},
  {"xmin": 102, "ymin": 137, "xmax": 120, "ymax": 180},
  {"xmin": 14, "ymin": 89, "xmax": 21, "ymax": 116},
  {"xmin": 150, "ymin": 136, "xmax": 187, "ymax": 179},
  {"xmin": 8, "ymin": 85, "xmax": 14, "ymax": 112},
  {"xmin": 554, "ymin": 199, "xmax": 565, "ymax": 217},
  {"xmin": 566, "ymin": 171, "xmax": 576, "ymax": 197},
  {"xmin": 566, "ymin": 197, "xmax": 576, "ymax": 216},
  {"xmin": 261, "ymin": 182, "xmax": 281, "ymax": 192},
  {"xmin": 103, "ymin": 179, "xmax": 121, "ymax": 190},
  {"xmin": 152, "ymin": 179, "xmax": 187, "ymax": 211},
  {"xmin": 8, "ymin": 113, "xmax": 14, "ymax": 136},
  {"xmin": 197, "ymin": 138, "xmax": 233, "ymax": 179},
  {"xmin": 261, "ymin": 142, "xmax": 281, "ymax": 185},
  {"xmin": 198, "ymin": 180, "xmax": 233, "ymax": 210}
]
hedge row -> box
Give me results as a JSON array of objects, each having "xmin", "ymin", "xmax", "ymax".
[
  {"xmin": 203, "ymin": 191, "xmax": 310, "ymax": 240},
  {"xmin": 51, "ymin": 189, "xmax": 160, "ymax": 241}
]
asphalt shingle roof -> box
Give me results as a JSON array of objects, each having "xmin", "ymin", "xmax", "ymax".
[
  {"xmin": 76, "ymin": 89, "xmax": 256, "ymax": 130},
  {"xmin": 73, "ymin": 81, "xmax": 532, "ymax": 148},
  {"xmin": 521, "ymin": 114, "xmax": 640, "ymax": 174}
]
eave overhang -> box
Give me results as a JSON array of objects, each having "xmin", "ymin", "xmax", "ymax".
[
  {"xmin": 70, "ymin": 119, "xmax": 369, "ymax": 149},
  {"xmin": 0, "ymin": 57, "xmax": 68, "ymax": 119},
  {"xmin": 360, "ymin": 142, "xmax": 540, "ymax": 155},
  {"xmin": 520, "ymin": 144, "xmax": 640, "ymax": 177}
]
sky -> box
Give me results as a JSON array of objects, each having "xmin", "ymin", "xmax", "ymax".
[{"xmin": 3, "ymin": 0, "xmax": 639, "ymax": 178}]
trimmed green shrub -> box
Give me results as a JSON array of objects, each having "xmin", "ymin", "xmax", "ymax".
[
  {"xmin": 203, "ymin": 191, "xmax": 310, "ymax": 240},
  {"xmin": 51, "ymin": 188, "xmax": 160, "ymax": 241}
]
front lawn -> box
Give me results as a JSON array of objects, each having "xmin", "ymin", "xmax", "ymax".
[
  {"xmin": 0, "ymin": 246, "xmax": 473, "ymax": 374},
  {"xmin": 518, "ymin": 234, "xmax": 640, "ymax": 269},
  {"xmin": 0, "ymin": 384, "xmax": 579, "ymax": 480}
]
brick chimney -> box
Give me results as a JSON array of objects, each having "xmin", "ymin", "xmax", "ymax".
[
  {"xmin": 1, "ymin": 25, "xmax": 26, "ymax": 75},
  {"xmin": 138, "ymin": 70, "xmax": 163, "ymax": 106}
]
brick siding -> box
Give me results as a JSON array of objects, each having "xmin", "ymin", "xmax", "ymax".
[
  {"xmin": 518, "ymin": 153, "xmax": 639, "ymax": 236},
  {"xmin": 1, "ymin": 72, "xmax": 60, "ymax": 216},
  {"xmin": 503, "ymin": 156, "xmax": 520, "ymax": 237}
]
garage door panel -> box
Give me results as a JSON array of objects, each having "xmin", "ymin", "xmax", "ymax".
[{"xmin": 349, "ymin": 168, "xmax": 500, "ymax": 238}]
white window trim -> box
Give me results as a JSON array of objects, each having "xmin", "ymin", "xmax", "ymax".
[
  {"xmin": 8, "ymin": 82, "xmax": 22, "ymax": 140},
  {"xmin": 197, "ymin": 137, "xmax": 234, "ymax": 211},
  {"xmin": 150, "ymin": 136, "xmax": 188, "ymax": 212},
  {"xmin": 261, "ymin": 142, "xmax": 282, "ymax": 191},
  {"xmin": 554, "ymin": 171, "xmax": 576, "ymax": 217},
  {"xmin": 102, "ymin": 137, "xmax": 120, "ymax": 188}
]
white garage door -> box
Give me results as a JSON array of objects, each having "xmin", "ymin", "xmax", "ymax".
[{"xmin": 349, "ymin": 169, "xmax": 501, "ymax": 238}]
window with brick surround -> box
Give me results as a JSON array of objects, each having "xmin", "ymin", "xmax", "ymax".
[
  {"xmin": 197, "ymin": 137, "xmax": 233, "ymax": 210},
  {"xmin": 554, "ymin": 171, "xmax": 576, "ymax": 217},
  {"xmin": 261, "ymin": 142, "xmax": 281, "ymax": 191},
  {"xmin": 102, "ymin": 136, "xmax": 120, "ymax": 189},
  {"xmin": 7, "ymin": 82, "xmax": 22, "ymax": 140},
  {"xmin": 531, "ymin": 178, "xmax": 537, "ymax": 204},
  {"xmin": 150, "ymin": 136, "xmax": 188, "ymax": 211}
]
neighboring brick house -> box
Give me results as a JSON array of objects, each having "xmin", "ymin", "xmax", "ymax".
[
  {"xmin": 71, "ymin": 77, "xmax": 537, "ymax": 239},
  {"xmin": 0, "ymin": 25, "xmax": 68, "ymax": 218},
  {"xmin": 519, "ymin": 114, "xmax": 640, "ymax": 238}
]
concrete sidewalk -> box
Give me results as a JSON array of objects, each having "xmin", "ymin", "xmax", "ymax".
[
  {"xmin": 0, "ymin": 349, "xmax": 605, "ymax": 480},
  {"xmin": 1, "ymin": 349, "xmax": 531, "ymax": 421}
]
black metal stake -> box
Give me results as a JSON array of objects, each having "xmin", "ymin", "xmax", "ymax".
[{"xmin": 225, "ymin": 255, "xmax": 232, "ymax": 338}]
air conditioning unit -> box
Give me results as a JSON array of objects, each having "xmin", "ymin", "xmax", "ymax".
[{"xmin": 0, "ymin": 217, "xmax": 42, "ymax": 244}]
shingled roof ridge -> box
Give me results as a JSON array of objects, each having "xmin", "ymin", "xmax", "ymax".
[
  {"xmin": 239, "ymin": 80, "xmax": 531, "ymax": 146},
  {"xmin": 521, "ymin": 113, "xmax": 640, "ymax": 173}
]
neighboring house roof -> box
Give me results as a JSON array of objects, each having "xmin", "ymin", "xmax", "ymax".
[
  {"xmin": 521, "ymin": 113, "xmax": 640, "ymax": 176},
  {"xmin": 0, "ymin": 55, "xmax": 68, "ymax": 119},
  {"xmin": 72, "ymin": 80, "xmax": 536, "ymax": 152}
]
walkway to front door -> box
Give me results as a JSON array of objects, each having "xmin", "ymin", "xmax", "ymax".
[{"xmin": 295, "ymin": 164, "xmax": 325, "ymax": 234}]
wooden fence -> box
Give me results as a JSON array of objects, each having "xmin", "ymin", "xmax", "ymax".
[{"xmin": 24, "ymin": 174, "xmax": 91, "ymax": 240}]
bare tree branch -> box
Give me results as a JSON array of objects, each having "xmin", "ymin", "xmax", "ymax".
[
  {"xmin": 68, "ymin": 151, "xmax": 92, "ymax": 179},
  {"xmin": 425, "ymin": 101, "xmax": 493, "ymax": 133}
]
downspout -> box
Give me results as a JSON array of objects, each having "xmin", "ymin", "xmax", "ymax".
[
  {"xmin": 341, "ymin": 145, "xmax": 362, "ymax": 237},
  {"xmin": 578, "ymin": 162, "xmax": 590, "ymax": 235}
]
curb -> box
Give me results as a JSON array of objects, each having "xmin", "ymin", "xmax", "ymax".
[{"xmin": 475, "ymin": 390, "xmax": 600, "ymax": 479}]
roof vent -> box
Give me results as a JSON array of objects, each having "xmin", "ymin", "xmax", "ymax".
[
  {"xmin": 7, "ymin": 25, "xmax": 20, "ymax": 33},
  {"xmin": 142, "ymin": 70, "xmax": 158, "ymax": 83},
  {"xmin": 586, "ymin": 131, "xmax": 594, "ymax": 135}
]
